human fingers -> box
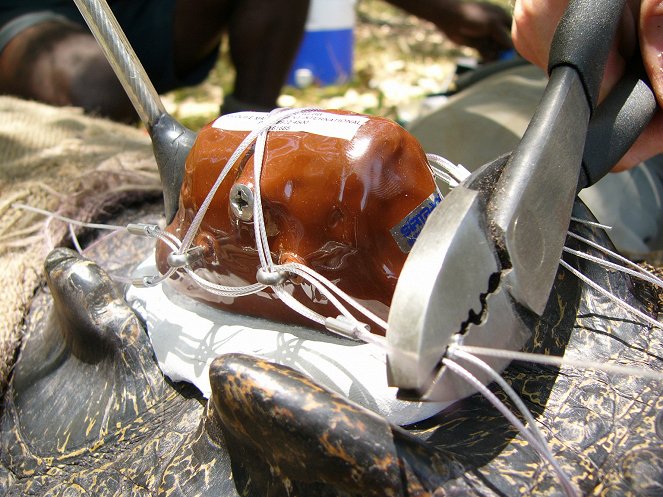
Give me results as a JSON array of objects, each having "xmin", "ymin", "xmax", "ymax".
[
  {"xmin": 614, "ymin": 0, "xmax": 663, "ymax": 170},
  {"xmin": 512, "ymin": 1, "xmax": 637, "ymax": 107},
  {"xmin": 640, "ymin": 0, "xmax": 663, "ymax": 109},
  {"xmin": 511, "ymin": 0, "xmax": 568, "ymax": 69},
  {"xmin": 613, "ymin": 110, "xmax": 663, "ymax": 170},
  {"xmin": 511, "ymin": 1, "xmax": 661, "ymax": 170}
]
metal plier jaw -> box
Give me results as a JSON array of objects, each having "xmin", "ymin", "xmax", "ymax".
[
  {"xmin": 386, "ymin": 63, "xmax": 656, "ymax": 403},
  {"xmin": 386, "ymin": 155, "xmax": 533, "ymax": 402},
  {"xmin": 386, "ymin": 62, "xmax": 600, "ymax": 402},
  {"xmin": 386, "ymin": 65, "xmax": 595, "ymax": 403},
  {"xmin": 384, "ymin": 0, "xmax": 659, "ymax": 403}
]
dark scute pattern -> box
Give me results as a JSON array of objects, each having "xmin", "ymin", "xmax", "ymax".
[{"xmin": 0, "ymin": 201, "xmax": 660, "ymax": 496}]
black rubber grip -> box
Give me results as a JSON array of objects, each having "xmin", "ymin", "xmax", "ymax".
[
  {"xmin": 578, "ymin": 68, "xmax": 656, "ymax": 190},
  {"xmin": 548, "ymin": 0, "xmax": 627, "ymax": 112}
]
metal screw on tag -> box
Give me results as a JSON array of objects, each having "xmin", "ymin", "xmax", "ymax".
[{"xmin": 230, "ymin": 184, "xmax": 254, "ymax": 221}]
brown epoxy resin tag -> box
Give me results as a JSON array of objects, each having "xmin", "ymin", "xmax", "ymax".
[{"xmin": 156, "ymin": 110, "xmax": 438, "ymax": 332}]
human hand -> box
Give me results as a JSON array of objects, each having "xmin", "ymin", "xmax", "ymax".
[
  {"xmin": 436, "ymin": 2, "xmax": 513, "ymax": 62},
  {"xmin": 512, "ymin": 0, "xmax": 663, "ymax": 170}
]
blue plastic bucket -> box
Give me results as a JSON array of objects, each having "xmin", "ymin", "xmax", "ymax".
[{"xmin": 288, "ymin": 0, "xmax": 356, "ymax": 87}]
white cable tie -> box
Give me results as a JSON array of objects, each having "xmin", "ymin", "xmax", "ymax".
[
  {"xmin": 184, "ymin": 267, "xmax": 266, "ymax": 297},
  {"xmin": 274, "ymin": 286, "xmax": 326, "ymax": 326},
  {"xmin": 443, "ymin": 358, "xmax": 580, "ymax": 497},
  {"xmin": 12, "ymin": 202, "xmax": 125, "ymax": 231},
  {"xmin": 569, "ymin": 217, "xmax": 613, "ymax": 231},
  {"xmin": 285, "ymin": 262, "xmax": 389, "ymax": 332},
  {"xmin": 449, "ymin": 349, "xmax": 579, "ymax": 497},
  {"xmin": 563, "ymin": 246, "xmax": 663, "ymax": 288},
  {"xmin": 252, "ymin": 130, "xmax": 274, "ymax": 271},
  {"xmin": 453, "ymin": 345, "xmax": 663, "ymax": 382},
  {"xmin": 68, "ymin": 223, "xmax": 83, "ymax": 255},
  {"xmin": 567, "ymin": 230, "xmax": 662, "ymax": 284},
  {"xmin": 426, "ymin": 153, "xmax": 471, "ymax": 185},
  {"xmin": 559, "ymin": 259, "xmax": 663, "ymax": 330},
  {"xmin": 178, "ymin": 107, "xmax": 319, "ymax": 253}
]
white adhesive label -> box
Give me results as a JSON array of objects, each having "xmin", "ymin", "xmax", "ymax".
[{"xmin": 212, "ymin": 111, "xmax": 369, "ymax": 141}]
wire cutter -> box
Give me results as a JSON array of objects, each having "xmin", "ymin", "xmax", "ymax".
[{"xmin": 386, "ymin": 0, "xmax": 657, "ymax": 401}]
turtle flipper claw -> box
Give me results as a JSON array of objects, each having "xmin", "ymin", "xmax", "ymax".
[
  {"xmin": 209, "ymin": 353, "xmax": 457, "ymax": 496},
  {"xmin": 9, "ymin": 248, "xmax": 169, "ymax": 454}
]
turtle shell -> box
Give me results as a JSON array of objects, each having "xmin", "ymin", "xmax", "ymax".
[{"xmin": 0, "ymin": 198, "xmax": 661, "ymax": 496}]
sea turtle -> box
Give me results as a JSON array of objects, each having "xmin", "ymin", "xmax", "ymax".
[{"xmin": 0, "ymin": 192, "xmax": 661, "ymax": 496}]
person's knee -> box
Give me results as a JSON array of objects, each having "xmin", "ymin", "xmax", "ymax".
[
  {"xmin": 0, "ymin": 21, "xmax": 135, "ymax": 122},
  {"xmin": 62, "ymin": 38, "xmax": 136, "ymax": 122}
]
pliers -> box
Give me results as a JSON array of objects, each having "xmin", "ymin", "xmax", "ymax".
[{"xmin": 386, "ymin": 0, "xmax": 657, "ymax": 401}]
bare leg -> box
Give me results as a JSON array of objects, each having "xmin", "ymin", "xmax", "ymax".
[
  {"xmin": 227, "ymin": 0, "xmax": 310, "ymax": 108},
  {"xmin": 0, "ymin": 0, "xmax": 310, "ymax": 121},
  {"xmin": 384, "ymin": 0, "xmax": 512, "ymax": 62},
  {"xmin": 174, "ymin": 0, "xmax": 310, "ymax": 111},
  {"xmin": 0, "ymin": 20, "xmax": 135, "ymax": 122}
]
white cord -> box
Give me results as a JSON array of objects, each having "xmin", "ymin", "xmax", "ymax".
[
  {"xmin": 152, "ymin": 108, "xmax": 393, "ymax": 343},
  {"xmin": 559, "ymin": 259, "xmax": 662, "ymax": 330},
  {"xmin": 178, "ymin": 108, "xmax": 317, "ymax": 255},
  {"xmin": 567, "ymin": 230, "xmax": 659, "ymax": 283},
  {"xmin": 448, "ymin": 349, "xmax": 579, "ymax": 497},
  {"xmin": 443, "ymin": 357, "xmax": 580, "ymax": 497},
  {"xmin": 426, "ymin": 153, "xmax": 470, "ymax": 187},
  {"xmin": 13, "ymin": 202, "xmax": 125, "ymax": 231},
  {"xmin": 563, "ymin": 246, "xmax": 663, "ymax": 288},
  {"xmin": 452, "ymin": 345, "xmax": 663, "ymax": 382},
  {"xmin": 569, "ymin": 217, "xmax": 613, "ymax": 231}
]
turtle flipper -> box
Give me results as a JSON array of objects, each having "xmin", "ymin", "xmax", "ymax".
[
  {"xmin": 8, "ymin": 247, "xmax": 169, "ymax": 454},
  {"xmin": 208, "ymin": 353, "xmax": 459, "ymax": 496},
  {"xmin": 1, "ymin": 247, "xmax": 242, "ymax": 496}
]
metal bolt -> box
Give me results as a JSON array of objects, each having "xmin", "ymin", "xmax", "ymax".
[{"xmin": 229, "ymin": 184, "xmax": 254, "ymax": 221}]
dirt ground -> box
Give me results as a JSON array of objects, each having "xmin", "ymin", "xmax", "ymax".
[{"xmin": 162, "ymin": 0, "xmax": 514, "ymax": 130}]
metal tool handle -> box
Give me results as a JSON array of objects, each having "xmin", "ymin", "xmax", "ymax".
[
  {"xmin": 490, "ymin": 0, "xmax": 628, "ymax": 315},
  {"xmin": 71, "ymin": 0, "xmax": 165, "ymax": 127},
  {"xmin": 548, "ymin": 0, "xmax": 627, "ymax": 112},
  {"xmin": 72, "ymin": 0, "xmax": 195, "ymax": 222}
]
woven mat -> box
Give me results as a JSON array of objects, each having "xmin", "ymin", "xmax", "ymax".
[{"xmin": 0, "ymin": 96, "xmax": 161, "ymax": 392}]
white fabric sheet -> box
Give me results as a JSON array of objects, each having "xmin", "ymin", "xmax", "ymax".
[{"xmin": 126, "ymin": 254, "xmax": 447, "ymax": 425}]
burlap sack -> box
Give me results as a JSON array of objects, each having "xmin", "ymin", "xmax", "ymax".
[{"xmin": 0, "ymin": 96, "xmax": 160, "ymax": 391}]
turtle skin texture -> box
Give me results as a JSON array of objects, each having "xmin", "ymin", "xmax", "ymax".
[{"xmin": 0, "ymin": 202, "xmax": 661, "ymax": 497}]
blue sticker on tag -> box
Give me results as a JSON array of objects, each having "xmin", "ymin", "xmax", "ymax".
[{"xmin": 390, "ymin": 192, "xmax": 442, "ymax": 253}]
